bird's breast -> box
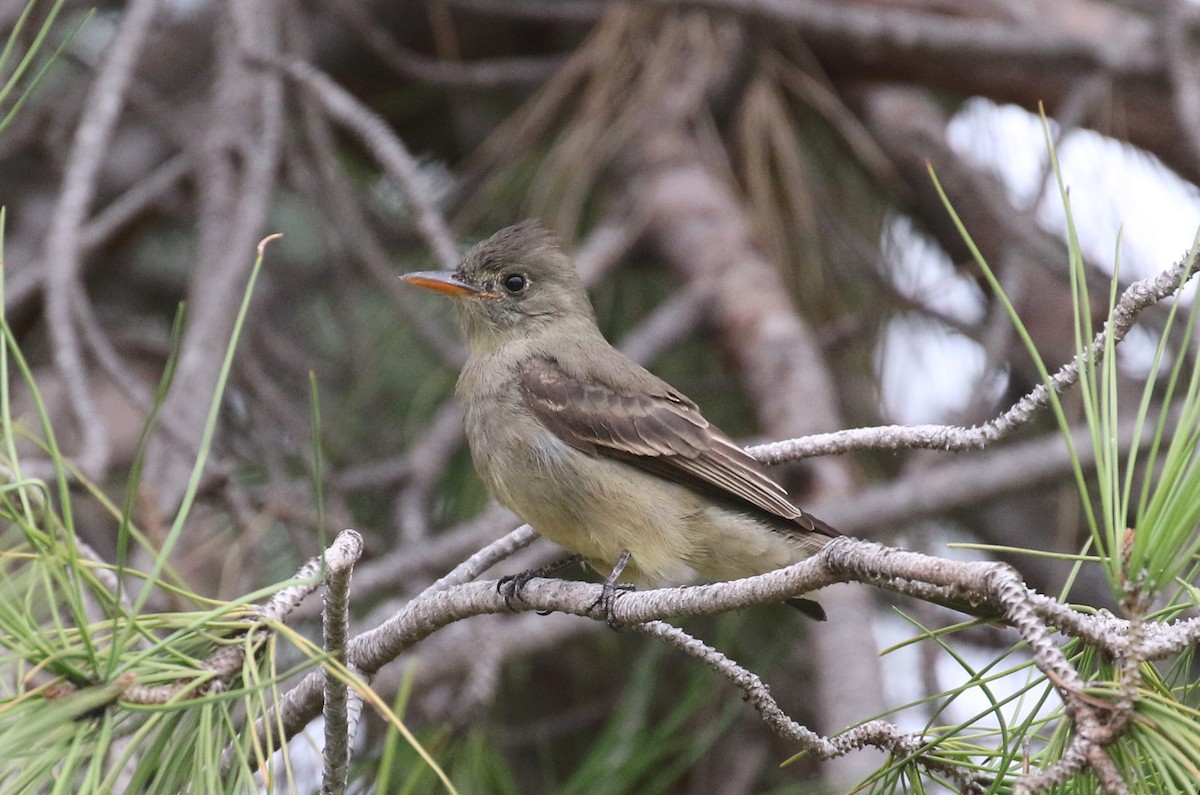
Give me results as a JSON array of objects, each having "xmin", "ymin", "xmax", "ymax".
[{"xmin": 459, "ymin": 380, "xmax": 694, "ymax": 582}]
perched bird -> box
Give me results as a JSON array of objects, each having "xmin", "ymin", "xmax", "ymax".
[{"xmin": 403, "ymin": 221, "xmax": 837, "ymax": 621}]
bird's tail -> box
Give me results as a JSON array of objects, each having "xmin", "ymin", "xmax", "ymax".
[{"xmin": 786, "ymin": 596, "xmax": 827, "ymax": 621}]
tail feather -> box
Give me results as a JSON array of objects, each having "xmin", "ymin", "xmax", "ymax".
[{"xmin": 786, "ymin": 596, "xmax": 827, "ymax": 621}]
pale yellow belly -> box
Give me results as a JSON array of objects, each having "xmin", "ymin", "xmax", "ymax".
[{"xmin": 480, "ymin": 431, "xmax": 820, "ymax": 585}]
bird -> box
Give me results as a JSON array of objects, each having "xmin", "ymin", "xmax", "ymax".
[{"xmin": 402, "ymin": 221, "xmax": 837, "ymax": 622}]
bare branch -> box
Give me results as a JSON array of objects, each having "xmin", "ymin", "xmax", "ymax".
[
  {"xmin": 814, "ymin": 413, "xmax": 1156, "ymax": 536},
  {"xmin": 143, "ymin": 0, "xmax": 286, "ymax": 513},
  {"xmin": 265, "ymin": 55, "xmax": 460, "ymax": 269},
  {"xmin": 126, "ymin": 529, "xmax": 364, "ymax": 705},
  {"xmin": 248, "ymin": 534, "xmax": 1200, "ymax": 785},
  {"xmin": 41, "ymin": 0, "xmax": 161, "ymax": 480},
  {"xmin": 750, "ymin": 249, "xmax": 1199, "ymax": 462},
  {"xmin": 634, "ymin": 0, "xmax": 1160, "ymax": 77},
  {"xmin": 290, "ymin": 68, "xmax": 466, "ymax": 367},
  {"xmin": 447, "ymin": 0, "xmax": 605, "ymax": 22},
  {"xmin": 632, "ymin": 620, "xmax": 989, "ymax": 793},
  {"xmin": 416, "ymin": 524, "xmax": 539, "ymax": 598},
  {"xmin": 321, "ymin": 0, "xmax": 563, "ymax": 88},
  {"xmin": 321, "ymin": 532, "xmax": 358, "ymax": 795}
]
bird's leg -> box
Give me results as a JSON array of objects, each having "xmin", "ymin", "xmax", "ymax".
[
  {"xmin": 497, "ymin": 553, "xmax": 585, "ymax": 612},
  {"xmin": 589, "ymin": 549, "xmax": 636, "ymax": 628}
]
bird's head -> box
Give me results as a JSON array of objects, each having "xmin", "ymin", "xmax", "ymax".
[{"xmin": 402, "ymin": 221, "xmax": 599, "ymax": 354}]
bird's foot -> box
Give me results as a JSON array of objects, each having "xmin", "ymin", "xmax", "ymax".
[
  {"xmin": 588, "ymin": 580, "xmax": 636, "ymax": 628},
  {"xmin": 497, "ymin": 553, "xmax": 584, "ymax": 614},
  {"xmin": 588, "ymin": 549, "xmax": 635, "ymax": 628}
]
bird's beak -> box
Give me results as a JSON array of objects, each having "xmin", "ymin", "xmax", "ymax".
[{"xmin": 401, "ymin": 271, "xmax": 492, "ymax": 298}]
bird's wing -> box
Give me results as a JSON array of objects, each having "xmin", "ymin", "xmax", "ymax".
[{"xmin": 516, "ymin": 356, "xmax": 837, "ymax": 537}]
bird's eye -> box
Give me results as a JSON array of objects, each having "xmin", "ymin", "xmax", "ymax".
[{"xmin": 502, "ymin": 273, "xmax": 527, "ymax": 293}]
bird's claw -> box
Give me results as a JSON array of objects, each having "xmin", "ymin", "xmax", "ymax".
[
  {"xmin": 588, "ymin": 581, "xmax": 636, "ymax": 628},
  {"xmin": 497, "ymin": 572, "xmax": 535, "ymax": 611},
  {"xmin": 587, "ymin": 548, "xmax": 635, "ymax": 628},
  {"xmin": 496, "ymin": 554, "xmax": 584, "ymax": 614}
]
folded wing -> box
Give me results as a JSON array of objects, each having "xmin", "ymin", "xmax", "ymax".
[{"xmin": 517, "ymin": 356, "xmax": 837, "ymax": 538}]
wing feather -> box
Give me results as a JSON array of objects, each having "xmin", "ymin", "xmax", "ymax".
[{"xmin": 517, "ymin": 356, "xmax": 837, "ymax": 537}]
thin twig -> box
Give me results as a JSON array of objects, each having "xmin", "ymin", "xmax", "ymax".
[
  {"xmin": 265, "ymin": 56, "xmax": 460, "ymax": 269},
  {"xmin": 750, "ymin": 249, "xmax": 1200, "ymax": 462},
  {"xmin": 632, "ymin": 620, "xmax": 989, "ymax": 793},
  {"xmin": 289, "ymin": 44, "xmax": 466, "ymax": 366},
  {"xmin": 143, "ymin": 1, "xmax": 285, "ymax": 514},
  {"xmin": 416, "ymin": 524, "xmax": 539, "ymax": 599},
  {"xmin": 323, "ymin": 0, "xmax": 563, "ymax": 88},
  {"xmin": 126, "ymin": 529, "xmax": 365, "ymax": 705},
  {"xmin": 41, "ymin": 0, "xmax": 161, "ymax": 480}
]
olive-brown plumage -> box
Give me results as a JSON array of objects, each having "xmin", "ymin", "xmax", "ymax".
[{"xmin": 403, "ymin": 221, "xmax": 836, "ymax": 617}]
